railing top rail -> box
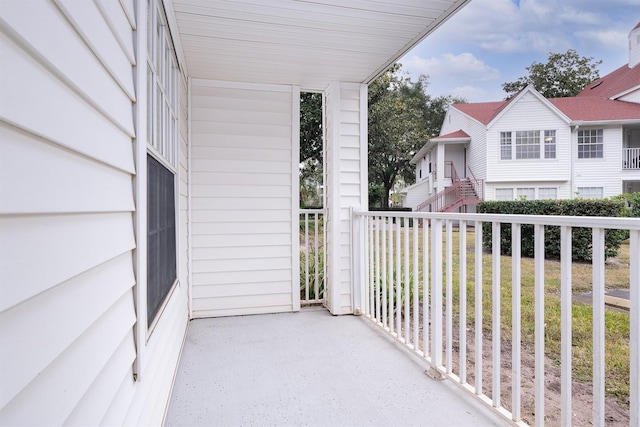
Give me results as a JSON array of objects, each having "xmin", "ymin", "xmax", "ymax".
[
  {"xmin": 300, "ymin": 208, "xmax": 324, "ymax": 214},
  {"xmin": 355, "ymin": 210, "xmax": 640, "ymax": 230}
]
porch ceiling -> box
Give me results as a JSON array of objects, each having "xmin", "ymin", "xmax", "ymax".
[{"xmin": 169, "ymin": 0, "xmax": 470, "ymax": 91}]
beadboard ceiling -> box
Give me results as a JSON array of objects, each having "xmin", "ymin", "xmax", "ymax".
[{"xmin": 169, "ymin": 0, "xmax": 470, "ymax": 91}]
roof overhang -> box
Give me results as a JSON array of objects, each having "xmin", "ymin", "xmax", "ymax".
[
  {"xmin": 410, "ymin": 135, "xmax": 470, "ymax": 164},
  {"xmin": 167, "ymin": 0, "xmax": 471, "ymax": 91}
]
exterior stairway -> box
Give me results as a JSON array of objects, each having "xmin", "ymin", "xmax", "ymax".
[{"xmin": 416, "ymin": 164, "xmax": 483, "ymax": 212}]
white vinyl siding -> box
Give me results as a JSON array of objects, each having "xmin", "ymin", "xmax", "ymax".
[
  {"xmin": 486, "ymin": 91, "xmax": 569, "ymax": 183},
  {"xmin": 324, "ymin": 82, "xmax": 367, "ymax": 314},
  {"xmin": 0, "ymin": 1, "xmax": 188, "ymax": 425},
  {"xmin": 189, "ymin": 80, "xmax": 298, "ymax": 318}
]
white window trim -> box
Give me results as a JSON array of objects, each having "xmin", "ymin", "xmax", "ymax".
[{"xmin": 499, "ymin": 129, "xmax": 557, "ymax": 160}]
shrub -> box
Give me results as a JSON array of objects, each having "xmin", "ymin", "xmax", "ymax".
[{"xmin": 476, "ymin": 198, "xmax": 627, "ymax": 261}]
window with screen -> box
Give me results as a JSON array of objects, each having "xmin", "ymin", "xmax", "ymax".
[
  {"xmin": 147, "ymin": 155, "xmax": 177, "ymax": 327},
  {"xmin": 146, "ymin": 0, "xmax": 179, "ymax": 329}
]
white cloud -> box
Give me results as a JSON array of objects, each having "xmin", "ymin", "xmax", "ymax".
[
  {"xmin": 575, "ymin": 30, "xmax": 629, "ymax": 51},
  {"xmin": 404, "ymin": 53, "xmax": 500, "ymax": 83}
]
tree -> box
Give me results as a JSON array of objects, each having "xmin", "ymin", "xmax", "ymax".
[
  {"xmin": 502, "ymin": 49, "xmax": 602, "ymax": 99},
  {"xmin": 299, "ymin": 92, "xmax": 323, "ymax": 207},
  {"xmin": 368, "ymin": 64, "xmax": 463, "ymax": 208}
]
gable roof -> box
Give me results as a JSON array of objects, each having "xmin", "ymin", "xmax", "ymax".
[
  {"xmin": 577, "ymin": 64, "xmax": 640, "ymax": 100},
  {"xmin": 548, "ymin": 96, "xmax": 640, "ymax": 121},
  {"xmin": 434, "ymin": 129, "xmax": 470, "ymax": 139},
  {"xmin": 452, "ymin": 101, "xmax": 509, "ymax": 125},
  {"xmin": 450, "ymin": 91, "xmax": 640, "ymax": 126}
]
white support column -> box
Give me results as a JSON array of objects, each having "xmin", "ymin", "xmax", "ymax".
[
  {"xmin": 436, "ymin": 142, "xmax": 445, "ymax": 193},
  {"xmin": 325, "ymin": 81, "xmax": 368, "ymax": 315}
]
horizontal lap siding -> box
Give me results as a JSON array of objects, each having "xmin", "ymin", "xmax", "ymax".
[
  {"xmin": 574, "ymin": 126, "xmax": 624, "ymax": 197},
  {"xmin": 325, "ymin": 82, "xmax": 365, "ymax": 314},
  {"xmin": 487, "ymin": 92, "xmax": 570, "ymax": 183},
  {"xmin": 0, "ymin": 2, "xmax": 188, "ymax": 425},
  {"xmin": 442, "ymin": 108, "xmax": 487, "ymax": 180},
  {"xmin": 190, "ymin": 81, "xmax": 295, "ymax": 318},
  {"xmin": 0, "ymin": 1, "xmax": 137, "ymax": 424}
]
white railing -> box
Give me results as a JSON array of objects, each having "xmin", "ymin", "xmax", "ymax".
[
  {"xmin": 623, "ymin": 148, "xmax": 640, "ymax": 170},
  {"xmin": 300, "ymin": 209, "xmax": 324, "ymax": 305},
  {"xmin": 352, "ymin": 211, "xmax": 640, "ymax": 426}
]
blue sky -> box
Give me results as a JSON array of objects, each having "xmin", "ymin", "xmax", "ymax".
[{"xmin": 401, "ymin": 0, "xmax": 640, "ymax": 102}]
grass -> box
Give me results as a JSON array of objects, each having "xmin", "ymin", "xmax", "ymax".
[{"xmin": 372, "ymin": 224, "xmax": 632, "ymax": 406}]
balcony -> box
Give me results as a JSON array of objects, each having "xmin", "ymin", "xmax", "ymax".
[
  {"xmin": 166, "ymin": 211, "xmax": 639, "ymax": 427},
  {"xmin": 623, "ymin": 147, "xmax": 640, "ymax": 170}
]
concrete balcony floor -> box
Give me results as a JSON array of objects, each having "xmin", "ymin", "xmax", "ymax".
[{"xmin": 165, "ymin": 308, "xmax": 507, "ymax": 426}]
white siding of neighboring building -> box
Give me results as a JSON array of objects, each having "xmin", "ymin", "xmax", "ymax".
[
  {"xmin": 0, "ymin": 1, "xmax": 188, "ymax": 425},
  {"xmin": 403, "ymin": 179, "xmax": 434, "ymax": 210},
  {"xmin": 441, "ymin": 108, "xmax": 487, "ymax": 181},
  {"xmin": 324, "ymin": 82, "xmax": 367, "ymax": 315},
  {"xmin": 189, "ymin": 80, "xmax": 299, "ymax": 318},
  {"xmin": 573, "ymin": 126, "xmax": 624, "ymax": 198},
  {"xmin": 486, "ymin": 92, "xmax": 570, "ymax": 184},
  {"xmin": 618, "ymin": 89, "xmax": 640, "ymax": 103}
]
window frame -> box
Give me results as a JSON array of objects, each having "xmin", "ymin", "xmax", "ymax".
[
  {"xmin": 515, "ymin": 130, "xmax": 540, "ymax": 159},
  {"xmin": 576, "ymin": 187, "xmax": 604, "ymax": 199},
  {"xmin": 145, "ymin": 0, "xmax": 180, "ymax": 334},
  {"xmin": 577, "ymin": 129, "xmax": 604, "ymax": 159},
  {"xmin": 516, "ymin": 187, "xmax": 535, "ymax": 200},
  {"xmin": 495, "ymin": 188, "xmax": 514, "ymax": 201},
  {"xmin": 544, "ymin": 130, "xmax": 556, "ymax": 159},
  {"xmin": 538, "ymin": 187, "xmax": 558, "ymax": 199},
  {"xmin": 500, "ymin": 132, "xmax": 512, "ymax": 160}
]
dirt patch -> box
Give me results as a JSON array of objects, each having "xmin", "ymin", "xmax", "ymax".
[{"xmin": 409, "ymin": 312, "xmax": 630, "ymax": 426}]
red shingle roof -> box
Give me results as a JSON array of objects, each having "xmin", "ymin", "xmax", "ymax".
[
  {"xmin": 435, "ymin": 129, "xmax": 470, "ymax": 139},
  {"xmin": 452, "ymin": 101, "xmax": 509, "ymax": 125},
  {"xmin": 451, "ymin": 92, "xmax": 640, "ymax": 125},
  {"xmin": 548, "ymin": 96, "xmax": 640, "ymax": 121},
  {"xmin": 577, "ymin": 64, "xmax": 640, "ymax": 99}
]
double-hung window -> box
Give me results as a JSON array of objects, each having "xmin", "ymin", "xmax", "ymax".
[
  {"xmin": 500, "ymin": 132, "xmax": 512, "ymax": 160},
  {"xmin": 577, "ymin": 129, "xmax": 603, "ymax": 159},
  {"xmin": 146, "ymin": 0, "xmax": 179, "ymax": 330},
  {"xmin": 500, "ymin": 130, "xmax": 556, "ymax": 160},
  {"xmin": 515, "ymin": 131, "xmax": 540, "ymax": 159},
  {"xmin": 544, "ymin": 130, "xmax": 556, "ymax": 159}
]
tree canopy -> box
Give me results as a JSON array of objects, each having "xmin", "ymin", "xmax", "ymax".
[
  {"xmin": 299, "ymin": 92, "xmax": 323, "ymax": 208},
  {"xmin": 368, "ymin": 64, "xmax": 465, "ymax": 208},
  {"xmin": 502, "ymin": 49, "xmax": 602, "ymax": 99}
]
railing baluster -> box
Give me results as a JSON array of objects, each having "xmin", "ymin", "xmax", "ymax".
[
  {"xmin": 534, "ymin": 223, "xmax": 545, "ymax": 427},
  {"xmin": 592, "ymin": 227, "xmax": 605, "ymax": 427},
  {"xmin": 314, "ymin": 213, "xmax": 319, "ymax": 301},
  {"xmin": 431, "ymin": 218, "xmax": 443, "ymax": 371},
  {"xmin": 446, "ymin": 220, "xmax": 453, "ymax": 373},
  {"xmin": 475, "ymin": 221, "xmax": 483, "ymax": 395},
  {"xmin": 560, "ymin": 225, "xmax": 572, "ymax": 427},
  {"xmin": 381, "ymin": 217, "xmax": 387, "ymax": 328},
  {"xmin": 512, "ymin": 223, "xmax": 522, "ymax": 422},
  {"xmin": 413, "ymin": 220, "xmax": 419, "ymax": 350},
  {"xmin": 492, "ymin": 221, "xmax": 501, "ymax": 408},
  {"xmin": 396, "ymin": 218, "xmax": 402, "ymax": 337},
  {"xmin": 367, "ymin": 217, "xmax": 378, "ymax": 320},
  {"xmin": 375, "ymin": 217, "xmax": 381, "ymax": 322},
  {"xmin": 404, "ymin": 218, "xmax": 410, "ymax": 344},
  {"xmin": 459, "ymin": 220, "xmax": 467, "ymax": 385},
  {"xmin": 631, "ymin": 229, "xmax": 639, "ymax": 426},
  {"xmin": 423, "ymin": 219, "xmax": 430, "ymax": 359},
  {"xmin": 388, "ymin": 216, "xmax": 393, "ymax": 333},
  {"xmin": 305, "ymin": 212, "xmax": 309, "ymax": 301},
  {"xmin": 352, "ymin": 211, "xmax": 639, "ymax": 427}
]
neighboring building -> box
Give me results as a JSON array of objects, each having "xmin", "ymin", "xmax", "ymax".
[
  {"xmin": 402, "ymin": 22, "xmax": 640, "ymax": 211},
  {"xmin": 0, "ymin": 0, "xmax": 471, "ymax": 424}
]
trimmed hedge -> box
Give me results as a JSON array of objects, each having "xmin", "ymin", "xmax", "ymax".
[{"xmin": 476, "ymin": 198, "xmax": 628, "ymax": 261}]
